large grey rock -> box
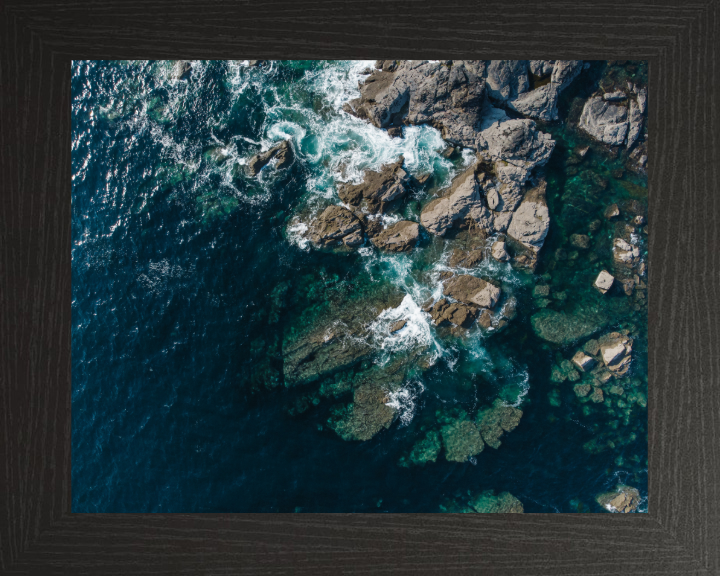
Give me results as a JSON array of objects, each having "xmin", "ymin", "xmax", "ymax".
[
  {"xmin": 337, "ymin": 157, "xmax": 410, "ymax": 210},
  {"xmin": 370, "ymin": 220, "xmax": 420, "ymax": 252},
  {"xmin": 508, "ymin": 60, "xmax": 582, "ymax": 121},
  {"xmin": 420, "ymin": 164, "xmax": 480, "ymax": 236},
  {"xmin": 578, "ymin": 97, "xmax": 629, "ymax": 146},
  {"xmin": 307, "ymin": 205, "xmax": 364, "ymax": 248},
  {"xmin": 506, "ymin": 180, "xmax": 550, "ymax": 253},
  {"xmin": 529, "ymin": 60, "xmax": 554, "ymax": 76},
  {"xmin": 346, "ymin": 61, "xmax": 486, "ymax": 148},
  {"xmin": 598, "ymin": 332, "xmax": 633, "ymax": 376}
]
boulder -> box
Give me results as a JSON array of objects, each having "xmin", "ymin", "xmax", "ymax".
[
  {"xmin": 420, "ymin": 164, "xmax": 480, "ymax": 236},
  {"xmin": 578, "ymin": 96, "xmax": 629, "ymax": 146},
  {"xmin": 604, "ymin": 203, "xmax": 620, "ymax": 219},
  {"xmin": 370, "ymin": 220, "xmax": 420, "ymax": 252},
  {"xmin": 307, "ymin": 205, "xmax": 364, "ymax": 248},
  {"xmin": 572, "ymin": 351, "xmax": 596, "ymax": 372},
  {"xmin": 491, "ymin": 240, "xmax": 510, "ymax": 262},
  {"xmin": 596, "ymin": 486, "xmax": 641, "ymax": 513},
  {"xmin": 598, "ymin": 332, "xmax": 633, "ymax": 375},
  {"xmin": 337, "ymin": 157, "xmax": 410, "ymax": 210},
  {"xmin": 246, "ymin": 140, "xmax": 294, "ymax": 176},
  {"xmin": 390, "ymin": 319, "xmax": 407, "ymax": 333},
  {"xmin": 594, "ymin": 270, "xmax": 615, "ymax": 294},
  {"xmin": 531, "ymin": 305, "xmax": 608, "ymax": 345},
  {"xmin": 506, "ymin": 180, "xmax": 550, "ymax": 253},
  {"xmin": 613, "ymin": 238, "xmax": 641, "ymax": 268},
  {"xmin": 444, "ymin": 274, "xmax": 502, "ymax": 309},
  {"xmin": 449, "ymin": 248, "xmax": 484, "ymax": 268}
]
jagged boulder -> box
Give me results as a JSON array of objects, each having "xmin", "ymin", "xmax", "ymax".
[
  {"xmin": 578, "ymin": 97, "xmax": 629, "ymax": 146},
  {"xmin": 420, "ymin": 164, "xmax": 481, "ymax": 236},
  {"xmin": 246, "ymin": 140, "xmax": 294, "ymax": 176},
  {"xmin": 306, "ymin": 205, "xmax": 364, "ymax": 248},
  {"xmin": 443, "ymin": 274, "xmax": 502, "ymax": 309},
  {"xmin": 337, "ymin": 157, "xmax": 410, "ymax": 210},
  {"xmin": 370, "ymin": 220, "xmax": 420, "ymax": 252}
]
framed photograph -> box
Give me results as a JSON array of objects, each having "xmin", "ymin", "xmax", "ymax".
[{"xmin": 3, "ymin": 1, "xmax": 718, "ymax": 574}]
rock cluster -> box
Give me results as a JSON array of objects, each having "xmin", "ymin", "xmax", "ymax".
[{"xmin": 370, "ymin": 220, "xmax": 420, "ymax": 252}]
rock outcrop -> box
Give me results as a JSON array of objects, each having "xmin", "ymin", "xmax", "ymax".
[
  {"xmin": 578, "ymin": 97, "xmax": 628, "ymax": 146},
  {"xmin": 345, "ymin": 61, "xmax": 486, "ymax": 147},
  {"xmin": 370, "ymin": 220, "xmax": 420, "ymax": 252},
  {"xmin": 306, "ymin": 205, "xmax": 364, "ymax": 248},
  {"xmin": 246, "ymin": 140, "xmax": 294, "ymax": 176}
]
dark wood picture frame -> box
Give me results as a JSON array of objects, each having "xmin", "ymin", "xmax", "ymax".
[{"xmin": 2, "ymin": 1, "xmax": 718, "ymax": 573}]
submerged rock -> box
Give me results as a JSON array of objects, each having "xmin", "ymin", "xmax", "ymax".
[
  {"xmin": 307, "ymin": 205, "xmax": 364, "ymax": 248},
  {"xmin": 596, "ymin": 485, "xmax": 641, "ymax": 513},
  {"xmin": 476, "ymin": 400, "xmax": 523, "ymax": 449},
  {"xmin": 329, "ymin": 384, "xmax": 396, "ymax": 441},
  {"xmin": 283, "ymin": 285, "xmax": 404, "ymax": 386},
  {"xmin": 441, "ymin": 418, "xmax": 484, "ymax": 462},
  {"xmin": 337, "ymin": 157, "xmax": 410, "ymax": 210},
  {"xmin": 531, "ymin": 305, "xmax": 608, "ymax": 345},
  {"xmin": 400, "ymin": 430, "xmax": 442, "ymax": 467},
  {"xmin": 370, "ymin": 220, "xmax": 420, "ymax": 252},
  {"xmin": 467, "ymin": 490, "xmax": 524, "ymax": 513},
  {"xmin": 443, "ymin": 274, "xmax": 501, "ymax": 309},
  {"xmin": 491, "ymin": 240, "xmax": 510, "ymax": 262},
  {"xmin": 246, "ymin": 140, "xmax": 294, "ymax": 176}
]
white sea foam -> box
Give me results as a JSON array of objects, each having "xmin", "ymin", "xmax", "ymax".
[{"xmin": 385, "ymin": 379, "xmax": 425, "ymax": 426}]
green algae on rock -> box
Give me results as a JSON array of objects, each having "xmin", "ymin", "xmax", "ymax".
[
  {"xmin": 441, "ymin": 418, "xmax": 485, "ymax": 462},
  {"xmin": 440, "ymin": 489, "xmax": 524, "ymax": 513}
]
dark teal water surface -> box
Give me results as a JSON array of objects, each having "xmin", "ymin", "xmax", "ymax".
[{"xmin": 71, "ymin": 60, "xmax": 647, "ymax": 512}]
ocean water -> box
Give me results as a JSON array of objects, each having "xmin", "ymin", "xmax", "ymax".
[{"xmin": 71, "ymin": 60, "xmax": 648, "ymax": 512}]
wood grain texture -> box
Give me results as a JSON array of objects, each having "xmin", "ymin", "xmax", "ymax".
[{"xmin": 1, "ymin": 0, "xmax": 718, "ymax": 573}]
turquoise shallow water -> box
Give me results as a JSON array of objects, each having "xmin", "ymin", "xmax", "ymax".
[{"xmin": 71, "ymin": 60, "xmax": 647, "ymax": 512}]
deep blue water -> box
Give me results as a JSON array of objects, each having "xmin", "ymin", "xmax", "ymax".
[{"xmin": 71, "ymin": 60, "xmax": 647, "ymax": 512}]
